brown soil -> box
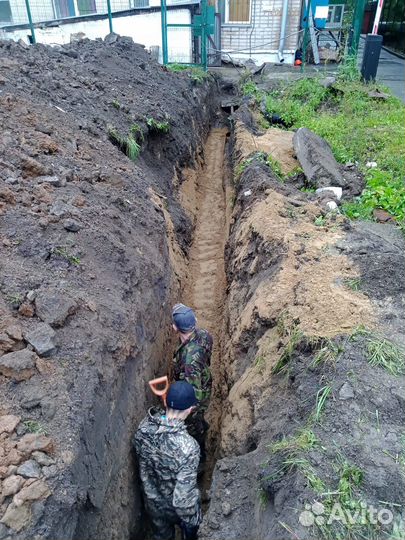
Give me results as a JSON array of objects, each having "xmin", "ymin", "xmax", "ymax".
[
  {"xmin": 234, "ymin": 121, "xmax": 298, "ymax": 174},
  {"xmin": 179, "ymin": 128, "xmax": 231, "ymax": 466},
  {"xmin": 200, "ymin": 117, "xmax": 405, "ymax": 540},
  {"xmin": 221, "ymin": 155, "xmax": 375, "ymax": 456},
  {"xmin": 182, "ymin": 128, "xmax": 229, "ymax": 329}
]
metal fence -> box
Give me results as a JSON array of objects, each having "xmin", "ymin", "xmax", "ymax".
[
  {"xmin": 379, "ymin": 0, "xmax": 405, "ymax": 53},
  {"xmin": 0, "ymin": 0, "xmax": 198, "ymax": 48}
]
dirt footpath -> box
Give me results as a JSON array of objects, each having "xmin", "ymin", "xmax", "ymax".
[{"xmin": 200, "ymin": 119, "xmax": 405, "ymax": 540}]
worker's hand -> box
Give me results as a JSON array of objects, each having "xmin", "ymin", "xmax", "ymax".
[{"xmin": 180, "ymin": 522, "xmax": 199, "ymax": 540}]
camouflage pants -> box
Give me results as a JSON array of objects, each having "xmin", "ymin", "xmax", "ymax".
[
  {"xmin": 148, "ymin": 507, "xmax": 199, "ymax": 540},
  {"xmin": 149, "ymin": 509, "xmax": 179, "ymax": 540},
  {"xmin": 186, "ymin": 410, "xmax": 209, "ymax": 462}
]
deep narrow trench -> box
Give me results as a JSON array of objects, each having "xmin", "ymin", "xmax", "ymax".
[
  {"xmin": 135, "ymin": 123, "xmax": 233, "ymax": 540},
  {"xmin": 182, "ymin": 125, "xmax": 232, "ymax": 491}
]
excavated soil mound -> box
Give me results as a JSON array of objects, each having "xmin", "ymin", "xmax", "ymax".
[
  {"xmin": 0, "ymin": 38, "xmax": 216, "ymax": 540},
  {"xmin": 201, "ymin": 123, "xmax": 405, "ymax": 540}
]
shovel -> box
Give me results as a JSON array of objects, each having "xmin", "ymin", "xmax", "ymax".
[{"xmin": 148, "ymin": 375, "xmax": 169, "ymax": 407}]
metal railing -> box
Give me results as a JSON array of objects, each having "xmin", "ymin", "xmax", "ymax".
[
  {"xmin": 379, "ymin": 0, "xmax": 405, "ymax": 53},
  {"xmin": 0, "ymin": 0, "xmax": 197, "ymax": 45}
]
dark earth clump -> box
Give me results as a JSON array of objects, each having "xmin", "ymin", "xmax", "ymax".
[{"xmin": 0, "ymin": 37, "xmax": 216, "ymax": 540}]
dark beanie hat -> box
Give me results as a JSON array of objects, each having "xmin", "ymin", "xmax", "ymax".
[
  {"xmin": 172, "ymin": 303, "xmax": 196, "ymax": 333},
  {"xmin": 167, "ymin": 381, "xmax": 198, "ymax": 410}
]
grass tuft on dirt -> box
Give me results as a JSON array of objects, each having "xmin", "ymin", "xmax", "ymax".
[
  {"xmin": 166, "ymin": 63, "xmax": 209, "ymax": 83},
  {"xmin": 351, "ymin": 327, "xmax": 405, "ymax": 376}
]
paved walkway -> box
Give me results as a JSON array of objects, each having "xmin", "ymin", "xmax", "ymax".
[
  {"xmin": 211, "ymin": 38, "xmax": 405, "ymax": 103},
  {"xmin": 358, "ymin": 36, "xmax": 405, "ymax": 102}
]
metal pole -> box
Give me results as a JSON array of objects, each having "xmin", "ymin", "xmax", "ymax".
[
  {"xmin": 160, "ymin": 0, "xmax": 168, "ymax": 64},
  {"xmin": 301, "ymin": 0, "xmax": 310, "ymax": 73},
  {"xmin": 350, "ymin": 0, "xmax": 367, "ymax": 56},
  {"xmin": 106, "ymin": 0, "xmax": 113, "ymax": 33},
  {"xmin": 201, "ymin": 0, "xmax": 207, "ymax": 70},
  {"xmin": 372, "ymin": 0, "xmax": 385, "ymax": 34},
  {"xmin": 277, "ymin": 0, "xmax": 289, "ymax": 62},
  {"xmin": 24, "ymin": 0, "xmax": 36, "ymax": 44}
]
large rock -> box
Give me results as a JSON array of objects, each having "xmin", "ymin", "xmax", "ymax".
[
  {"xmin": 16, "ymin": 460, "xmax": 41, "ymax": 479},
  {"xmin": 35, "ymin": 291, "xmax": 77, "ymax": 327},
  {"xmin": 24, "ymin": 323, "xmax": 56, "ymax": 356},
  {"xmin": 31, "ymin": 451, "xmax": 55, "ymax": 467},
  {"xmin": 2, "ymin": 474, "xmax": 25, "ymax": 497},
  {"xmin": 36, "ymin": 175, "xmax": 64, "ymax": 187},
  {"xmin": 5, "ymin": 324, "xmax": 23, "ymax": 342},
  {"xmin": 16, "ymin": 433, "xmax": 53, "ymax": 455},
  {"xmin": 0, "ymin": 349, "xmax": 37, "ymax": 381},
  {"xmin": 13, "ymin": 479, "xmax": 51, "ymax": 507},
  {"xmin": 0, "ymin": 449, "xmax": 24, "ymax": 467},
  {"xmin": 20, "ymin": 383, "xmax": 46, "ymax": 410},
  {"xmin": 339, "ymin": 382, "xmax": 355, "ymax": 400},
  {"xmin": 293, "ymin": 127, "xmax": 345, "ymax": 189},
  {"xmin": 0, "ymin": 415, "xmax": 20, "ymax": 434},
  {"xmin": 0, "ymin": 501, "xmax": 31, "ymax": 531}
]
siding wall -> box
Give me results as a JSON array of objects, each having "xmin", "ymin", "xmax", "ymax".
[{"xmin": 221, "ymin": 0, "xmax": 302, "ymax": 63}]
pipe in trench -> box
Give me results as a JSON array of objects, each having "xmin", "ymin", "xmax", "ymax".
[{"xmin": 278, "ymin": 0, "xmax": 289, "ymax": 62}]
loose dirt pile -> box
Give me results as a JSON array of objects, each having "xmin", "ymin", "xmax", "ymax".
[
  {"xmin": 0, "ymin": 37, "xmax": 216, "ymax": 539},
  {"xmin": 234, "ymin": 121, "xmax": 297, "ymax": 175},
  {"xmin": 201, "ymin": 118, "xmax": 405, "ymax": 540}
]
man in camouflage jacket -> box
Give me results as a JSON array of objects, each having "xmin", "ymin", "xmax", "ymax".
[
  {"xmin": 134, "ymin": 381, "xmax": 201, "ymax": 540},
  {"xmin": 171, "ymin": 303, "xmax": 213, "ymax": 459}
]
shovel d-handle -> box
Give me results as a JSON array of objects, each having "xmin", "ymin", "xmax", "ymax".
[{"xmin": 148, "ymin": 376, "xmax": 169, "ymax": 405}]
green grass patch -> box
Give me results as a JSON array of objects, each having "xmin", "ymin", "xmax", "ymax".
[
  {"xmin": 254, "ymin": 355, "xmax": 266, "ymax": 372},
  {"xmin": 311, "ymin": 338, "xmax": 344, "ymax": 368},
  {"xmin": 241, "ymin": 79, "xmax": 261, "ymax": 99},
  {"xmin": 351, "ymin": 327, "xmax": 405, "ymax": 376},
  {"xmin": 263, "ymin": 74, "xmax": 405, "ymax": 225},
  {"xmin": 6, "ymin": 292, "xmax": 23, "ymax": 308},
  {"xmin": 130, "ymin": 123, "xmax": 144, "ymax": 141},
  {"xmin": 146, "ymin": 117, "xmax": 170, "ymax": 134},
  {"xmin": 266, "ymin": 155, "xmax": 283, "ymax": 180},
  {"xmin": 343, "ymin": 277, "xmax": 362, "ymax": 291},
  {"xmin": 23, "ymin": 420, "xmax": 48, "ymax": 435},
  {"xmin": 272, "ymin": 324, "xmax": 303, "ymax": 374},
  {"xmin": 53, "ymin": 247, "xmax": 81, "ymax": 266},
  {"xmin": 315, "ymin": 215, "xmax": 327, "ymax": 226},
  {"xmin": 235, "ymin": 151, "xmax": 286, "ymax": 184},
  {"xmin": 108, "ymin": 127, "xmax": 141, "ymax": 161},
  {"xmin": 167, "ymin": 64, "xmax": 209, "ymax": 83},
  {"xmin": 269, "ymin": 428, "xmax": 319, "ymax": 456},
  {"xmin": 314, "ymin": 385, "xmax": 332, "ymax": 422}
]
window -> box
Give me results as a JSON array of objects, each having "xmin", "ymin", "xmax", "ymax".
[
  {"xmin": 133, "ymin": 0, "xmax": 149, "ymax": 8},
  {"xmin": 225, "ymin": 0, "xmax": 251, "ymax": 24},
  {"xmin": 54, "ymin": 0, "xmax": 76, "ymax": 18},
  {"xmin": 0, "ymin": 0, "xmax": 12, "ymax": 23},
  {"xmin": 77, "ymin": 0, "xmax": 96, "ymax": 15},
  {"xmin": 326, "ymin": 4, "xmax": 344, "ymax": 28}
]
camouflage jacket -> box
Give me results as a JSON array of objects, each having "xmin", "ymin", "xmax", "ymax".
[
  {"xmin": 133, "ymin": 407, "xmax": 201, "ymax": 527},
  {"xmin": 172, "ymin": 328, "xmax": 213, "ymax": 410}
]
